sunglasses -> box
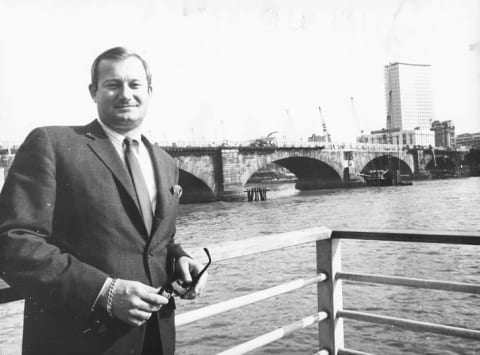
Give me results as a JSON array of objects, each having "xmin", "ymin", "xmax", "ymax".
[
  {"xmin": 84, "ymin": 249, "xmax": 211, "ymax": 335},
  {"xmin": 160, "ymin": 247, "xmax": 211, "ymax": 299}
]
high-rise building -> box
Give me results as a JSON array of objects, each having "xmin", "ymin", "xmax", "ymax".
[
  {"xmin": 356, "ymin": 62, "xmax": 435, "ymax": 147},
  {"xmin": 431, "ymin": 120, "xmax": 456, "ymax": 148},
  {"xmin": 384, "ymin": 62, "xmax": 433, "ymax": 131}
]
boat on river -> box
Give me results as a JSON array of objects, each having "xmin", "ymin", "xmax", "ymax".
[
  {"xmin": 360, "ymin": 169, "xmax": 392, "ymax": 186},
  {"xmin": 360, "ymin": 169, "xmax": 412, "ymax": 187}
]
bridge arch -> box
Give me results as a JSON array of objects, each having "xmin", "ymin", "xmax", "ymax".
[
  {"xmin": 425, "ymin": 155, "xmax": 457, "ymax": 178},
  {"xmin": 425, "ymin": 155, "xmax": 456, "ymax": 171},
  {"xmin": 240, "ymin": 150, "xmax": 343, "ymax": 186},
  {"xmin": 360, "ymin": 155, "xmax": 413, "ymax": 177},
  {"xmin": 177, "ymin": 162, "xmax": 216, "ymax": 203},
  {"xmin": 244, "ymin": 156, "xmax": 343, "ymax": 189}
]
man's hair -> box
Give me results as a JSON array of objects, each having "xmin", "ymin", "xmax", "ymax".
[{"xmin": 90, "ymin": 47, "xmax": 152, "ymax": 90}]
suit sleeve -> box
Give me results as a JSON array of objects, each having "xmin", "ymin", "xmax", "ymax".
[{"xmin": 0, "ymin": 128, "xmax": 108, "ymax": 325}]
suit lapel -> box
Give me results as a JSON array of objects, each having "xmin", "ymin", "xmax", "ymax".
[
  {"xmin": 83, "ymin": 121, "xmax": 143, "ymax": 223},
  {"xmin": 142, "ymin": 136, "xmax": 168, "ymax": 239},
  {"xmin": 82, "ymin": 121, "xmax": 171, "ymax": 240}
]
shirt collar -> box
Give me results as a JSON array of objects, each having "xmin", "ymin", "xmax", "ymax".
[{"xmin": 97, "ymin": 119, "xmax": 143, "ymax": 144}]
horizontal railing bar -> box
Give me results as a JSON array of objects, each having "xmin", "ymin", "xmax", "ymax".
[
  {"xmin": 338, "ymin": 348, "xmax": 375, "ymax": 355},
  {"xmin": 0, "ymin": 228, "xmax": 331, "ymax": 305},
  {"xmin": 338, "ymin": 310, "xmax": 480, "ymax": 340},
  {"xmin": 186, "ymin": 227, "xmax": 331, "ymax": 263},
  {"xmin": 216, "ymin": 311, "xmax": 328, "ymax": 355},
  {"xmin": 332, "ymin": 229, "xmax": 480, "ymax": 245},
  {"xmin": 176, "ymin": 273, "xmax": 327, "ymax": 327},
  {"xmin": 3, "ymin": 228, "xmax": 479, "ymax": 303},
  {"xmin": 337, "ymin": 272, "xmax": 480, "ymax": 294}
]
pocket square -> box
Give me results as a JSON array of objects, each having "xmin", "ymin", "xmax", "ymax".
[{"xmin": 170, "ymin": 184, "xmax": 183, "ymax": 199}]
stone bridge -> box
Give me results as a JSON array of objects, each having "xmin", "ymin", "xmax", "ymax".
[
  {"xmin": 164, "ymin": 144, "xmax": 467, "ymax": 202},
  {"xmin": 0, "ymin": 144, "xmax": 468, "ymax": 203}
]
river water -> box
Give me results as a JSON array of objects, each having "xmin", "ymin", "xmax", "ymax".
[{"xmin": 1, "ymin": 177, "xmax": 480, "ymax": 354}]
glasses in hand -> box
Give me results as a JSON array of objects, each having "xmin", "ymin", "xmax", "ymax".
[{"xmin": 160, "ymin": 248, "xmax": 211, "ymax": 299}]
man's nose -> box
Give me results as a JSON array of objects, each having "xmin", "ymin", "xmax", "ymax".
[{"xmin": 119, "ymin": 83, "xmax": 134, "ymax": 100}]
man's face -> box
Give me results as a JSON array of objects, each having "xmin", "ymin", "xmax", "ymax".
[{"xmin": 90, "ymin": 56, "xmax": 152, "ymax": 134}]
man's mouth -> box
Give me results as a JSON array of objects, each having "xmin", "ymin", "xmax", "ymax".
[{"xmin": 115, "ymin": 105, "xmax": 137, "ymax": 109}]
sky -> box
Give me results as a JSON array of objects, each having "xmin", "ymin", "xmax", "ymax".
[{"xmin": 0, "ymin": 0, "xmax": 479, "ymax": 145}]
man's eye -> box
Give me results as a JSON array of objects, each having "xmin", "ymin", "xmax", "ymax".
[
  {"xmin": 130, "ymin": 83, "xmax": 142, "ymax": 89},
  {"xmin": 105, "ymin": 83, "xmax": 119, "ymax": 89}
]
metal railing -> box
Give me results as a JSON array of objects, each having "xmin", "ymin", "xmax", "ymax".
[
  {"xmin": 179, "ymin": 228, "xmax": 480, "ymax": 354},
  {"xmin": 1, "ymin": 227, "xmax": 480, "ymax": 354}
]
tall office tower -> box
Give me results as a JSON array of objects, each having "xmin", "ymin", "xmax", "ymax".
[{"xmin": 384, "ymin": 62, "xmax": 433, "ymax": 131}]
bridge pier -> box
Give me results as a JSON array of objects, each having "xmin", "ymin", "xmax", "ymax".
[{"xmin": 411, "ymin": 149, "xmax": 431, "ymax": 179}]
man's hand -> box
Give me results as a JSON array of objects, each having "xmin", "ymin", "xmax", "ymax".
[
  {"xmin": 175, "ymin": 256, "xmax": 208, "ymax": 299},
  {"xmin": 101, "ymin": 279, "xmax": 169, "ymax": 327}
]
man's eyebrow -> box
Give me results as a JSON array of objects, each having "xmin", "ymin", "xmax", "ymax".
[
  {"xmin": 102, "ymin": 78, "xmax": 122, "ymax": 84},
  {"xmin": 103, "ymin": 78, "xmax": 144, "ymax": 83}
]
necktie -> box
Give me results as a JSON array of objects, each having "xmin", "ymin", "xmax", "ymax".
[{"xmin": 124, "ymin": 137, "xmax": 153, "ymax": 236}]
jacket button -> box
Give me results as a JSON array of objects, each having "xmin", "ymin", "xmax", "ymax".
[{"xmin": 147, "ymin": 251, "xmax": 154, "ymax": 258}]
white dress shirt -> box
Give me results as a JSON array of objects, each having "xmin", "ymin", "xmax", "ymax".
[{"xmin": 97, "ymin": 119, "xmax": 157, "ymax": 212}]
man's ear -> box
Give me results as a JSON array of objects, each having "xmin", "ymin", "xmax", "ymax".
[
  {"xmin": 148, "ymin": 85, "xmax": 153, "ymax": 95},
  {"xmin": 88, "ymin": 84, "xmax": 97, "ymax": 102}
]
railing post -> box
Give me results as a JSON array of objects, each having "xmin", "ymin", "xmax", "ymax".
[{"xmin": 316, "ymin": 237, "xmax": 344, "ymax": 354}]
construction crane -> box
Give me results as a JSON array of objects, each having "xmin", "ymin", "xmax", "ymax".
[{"xmin": 318, "ymin": 106, "xmax": 332, "ymax": 143}]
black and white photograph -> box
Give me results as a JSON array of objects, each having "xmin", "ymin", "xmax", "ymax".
[{"xmin": 0, "ymin": 1, "xmax": 479, "ymax": 354}]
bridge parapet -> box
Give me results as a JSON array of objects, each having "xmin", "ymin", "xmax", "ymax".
[{"xmin": 158, "ymin": 140, "xmax": 411, "ymax": 152}]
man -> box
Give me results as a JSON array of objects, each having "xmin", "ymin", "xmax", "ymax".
[{"xmin": 0, "ymin": 47, "xmax": 207, "ymax": 355}]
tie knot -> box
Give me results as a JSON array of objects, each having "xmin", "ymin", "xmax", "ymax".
[{"xmin": 124, "ymin": 137, "xmax": 139, "ymax": 150}]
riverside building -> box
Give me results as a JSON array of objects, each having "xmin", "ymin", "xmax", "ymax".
[
  {"xmin": 456, "ymin": 132, "xmax": 480, "ymax": 149},
  {"xmin": 358, "ymin": 128, "xmax": 434, "ymax": 146},
  {"xmin": 431, "ymin": 120, "xmax": 456, "ymax": 148}
]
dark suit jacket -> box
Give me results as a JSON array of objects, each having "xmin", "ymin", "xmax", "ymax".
[{"xmin": 0, "ymin": 120, "xmax": 187, "ymax": 355}]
